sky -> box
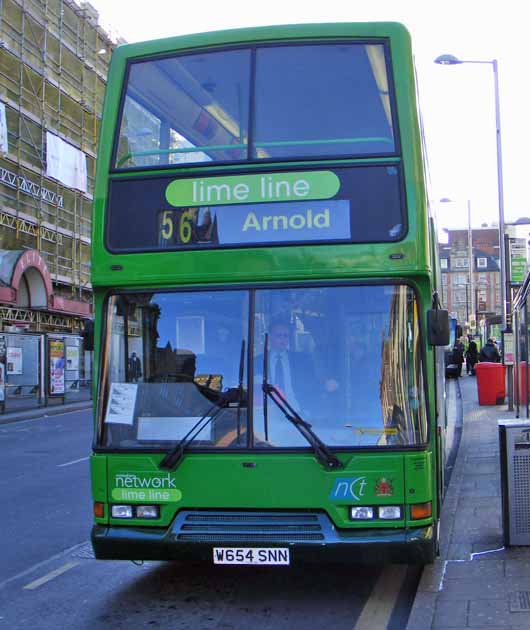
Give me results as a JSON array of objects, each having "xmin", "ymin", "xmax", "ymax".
[{"xmin": 87, "ymin": 0, "xmax": 529, "ymax": 235}]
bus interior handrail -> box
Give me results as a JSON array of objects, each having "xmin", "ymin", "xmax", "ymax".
[{"xmin": 116, "ymin": 136, "xmax": 394, "ymax": 167}]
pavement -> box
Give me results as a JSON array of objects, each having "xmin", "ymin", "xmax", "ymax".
[
  {"xmin": 407, "ymin": 371, "xmax": 530, "ymax": 629},
  {"xmin": 0, "ymin": 399, "xmax": 92, "ymax": 425}
]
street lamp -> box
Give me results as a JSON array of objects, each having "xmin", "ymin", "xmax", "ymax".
[
  {"xmin": 434, "ymin": 54, "xmax": 507, "ymax": 331},
  {"xmin": 456, "ymin": 282, "xmax": 469, "ymax": 332}
]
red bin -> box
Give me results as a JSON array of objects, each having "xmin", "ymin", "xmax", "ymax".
[
  {"xmin": 475, "ymin": 362, "xmax": 506, "ymax": 405},
  {"xmin": 516, "ymin": 361, "xmax": 530, "ymax": 405}
]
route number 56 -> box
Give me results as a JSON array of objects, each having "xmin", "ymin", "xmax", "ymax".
[{"xmin": 160, "ymin": 210, "xmax": 193, "ymax": 243}]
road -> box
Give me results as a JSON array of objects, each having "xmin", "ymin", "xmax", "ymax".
[{"xmin": 0, "ymin": 383, "xmax": 461, "ymax": 629}]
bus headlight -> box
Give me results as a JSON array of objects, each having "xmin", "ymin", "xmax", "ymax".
[
  {"xmin": 350, "ymin": 506, "xmax": 374, "ymax": 520},
  {"xmin": 378, "ymin": 506, "xmax": 402, "ymax": 520},
  {"xmin": 111, "ymin": 505, "xmax": 133, "ymax": 519},
  {"xmin": 136, "ymin": 505, "xmax": 159, "ymax": 519}
]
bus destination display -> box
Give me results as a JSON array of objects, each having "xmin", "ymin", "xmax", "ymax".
[{"xmin": 105, "ymin": 165, "xmax": 405, "ymax": 252}]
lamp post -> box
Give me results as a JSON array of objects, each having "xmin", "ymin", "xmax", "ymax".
[
  {"xmin": 464, "ymin": 283, "xmax": 469, "ymax": 323},
  {"xmin": 439, "ymin": 197, "xmax": 475, "ymax": 329},
  {"xmin": 434, "ymin": 55, "xmax": 507, "ymax": 332}
]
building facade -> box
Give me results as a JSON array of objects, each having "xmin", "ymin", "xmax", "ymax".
[
  {"xmin": 439, "ymin": 228, "xmax": 502, "ymax": 329},
  {"xmin": 0, "ymin": 0, "xmax": 117, "ymax": 411},
  {"xmin": 0, "ymin": 0, "xmax": 115, "ymax": 332}
]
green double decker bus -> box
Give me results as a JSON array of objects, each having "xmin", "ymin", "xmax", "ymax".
[{"xmin": 90, "ymin": 22, "xmax": 450, "ymax": 565}]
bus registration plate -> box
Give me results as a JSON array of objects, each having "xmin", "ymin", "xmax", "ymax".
[{"xmin": 213, "ymin": 547, "xmax": 290, "ymax": 565}]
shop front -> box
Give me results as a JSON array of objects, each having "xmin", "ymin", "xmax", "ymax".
[{"xmin": 0, "ymin": 249, "xmax": 92, "ymax": 413}]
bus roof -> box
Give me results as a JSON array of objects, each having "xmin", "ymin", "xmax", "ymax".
[{"xmin": 111, "ymin": 22, "xmax": 412, "ymax": 62}]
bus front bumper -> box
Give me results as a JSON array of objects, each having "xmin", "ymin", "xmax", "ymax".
[{"xmin": 91, "ymin": 510, "xmax": 436, "ymax": 564}]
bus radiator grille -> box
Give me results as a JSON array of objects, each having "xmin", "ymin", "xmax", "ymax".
[
  {"xmin": 177, "ymin": 533, "xmax": 325, "ymax": 542},
  {"xmin": 172, "ymin": 511, "xmax": 326, "ymax": 543},
  {"xmin": 184, "ymin": 513, "xmax": 319, "ymax": 524}
]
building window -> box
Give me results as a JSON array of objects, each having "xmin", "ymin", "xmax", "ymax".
[
  {"xmin": 452, "ymin": 274, "xmax": 467, "ymax": 286},
  {"xmin": 453, "ymin": 289, "xmax": 467, "ymax": 303},
  {"xmin": 477, "ymin": 257, "xmax": 487, "ymax": 269},
  {"xmin": 453, "ymin": 258, "xmax": 469, "ymax": 268},
  {"xmin": 477, "ymin": 290, "xmax": 487, "ymax": 311},
  {"xmin": 441, "ymin": 258, "xmax": 448, "ymax": 269}
]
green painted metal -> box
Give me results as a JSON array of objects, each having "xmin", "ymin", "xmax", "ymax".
[
  {"xmin": 91, "ymin": 22, "xmax": 429, "ymax": 289},
  {"xmin": 90, "ymin": 455, "xmax": 108, "ymax": 524}
]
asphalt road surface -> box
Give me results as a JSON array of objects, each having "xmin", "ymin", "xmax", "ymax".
[{"xmin": 0, "ymin": 391, "xmax": 461, "ymax": 629}]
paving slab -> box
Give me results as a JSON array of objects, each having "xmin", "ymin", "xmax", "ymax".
[{"xmin": 407, "ymin": 374, "xmax": 530, "ymax": 629}]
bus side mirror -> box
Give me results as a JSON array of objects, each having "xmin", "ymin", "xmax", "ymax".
[
  {"xmin": 427, "ymin": 309, "xmax": 450, "ymax": 346},
  {"xmin": 82, "ymin": 319, "xmax": 94, "ymax": 351}
]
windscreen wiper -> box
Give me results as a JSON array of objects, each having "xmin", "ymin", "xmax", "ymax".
[
  {"xmin": 160, "ymin": 345, "xmax": 248, "ymax": 471},
  {"xmin": 159, "ymin": 387, "xmax": 244, "ymax": 471},
  {"xmin": 159, "ymin": 399, "xmax": 224, "ymax": 471},
  {"xmin": 236, "ymin": 339, "xmax": 246, "ymax": 444},
  {"xmin": 262, "ymin": 383, "xmax": 343, "ymax": 470},
  {"xmin": 262, "ymin": 333, "xmax": 270, "ymax": 441}
]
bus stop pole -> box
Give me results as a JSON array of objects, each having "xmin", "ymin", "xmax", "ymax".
[
  {"xmin": 503, "ymin": 233, "xmax": 514, "ymax": 411},
  {"xmin": 506, "ymin": 354, "xmax": 514, "ymax": 411}
]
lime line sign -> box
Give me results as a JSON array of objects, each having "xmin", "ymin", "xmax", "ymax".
[{"xmin": 165, "ymin": 170, "xmax": 340, "ymax": 207}]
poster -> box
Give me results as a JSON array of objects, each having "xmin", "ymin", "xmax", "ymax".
[
  {"xmin": 66, "ymin": 346, "xmax": 79, "ymax": 370},
  {"xmin": 104, "ymin": 383, "xmax": 138, "ymax": 425},
  {"xmin": 49, "ymin": 339, "xmax": 65, "ymax": 395},
  {"xmin": 503, "ymin": 333, "xmax": 515, "ymax": 366},
  {"xmin": 6, "ymin": 347, "xmax": 22, "ymax": 374},
  {"xmin": 0, "ymin": 335, "xmax": 6, "ymax": 403}
]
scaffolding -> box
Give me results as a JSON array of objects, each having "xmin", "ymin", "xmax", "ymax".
[
  {"xmin": 0, "ymin": 304, "xmax": 79, "ymax": 329},
  {"xmin": 0, "ymin": 0, "xmax": 115, "ymax": 329}
]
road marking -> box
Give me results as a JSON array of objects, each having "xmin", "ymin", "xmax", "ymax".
[
  {"xmin": 42, "ymin": 407, "xmax": 92, "ymax": 418},
  {"xmin": 353, "ymin": 564, "xmax": 408, "ymax": 630},
  {"xmin": 23, "ymin": 561, "xmax": 79, "ymax": 590},
  {"xmin": 0, "ymin": 540, "xmax": 89, "ymax": 592},
  {"xmin": 57, "ymin": 456, "xmax": 89, "ymax": 468}
]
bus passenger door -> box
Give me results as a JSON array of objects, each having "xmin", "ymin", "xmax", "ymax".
[{"xmin": 434, "ymin": 344, "xmax": 447, "ymax": 513}]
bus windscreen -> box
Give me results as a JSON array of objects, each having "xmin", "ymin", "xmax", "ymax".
[{"xmin": 100, "ymin": 284, "xmax": 427, "ymax": 450}]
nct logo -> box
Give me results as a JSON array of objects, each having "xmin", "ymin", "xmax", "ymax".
[{"xmin": 329, "ymin": 477, "xmax": 367, "ymax": 502}]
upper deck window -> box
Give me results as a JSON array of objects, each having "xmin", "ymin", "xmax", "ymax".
[
  {"xmin": 115, "ymin": 49, "xmax": 251, "ymax": 169},
  {"xmin": 114, "ymin": 42, "xmax": 396, "ymax": 169},
  {"xmin": 253, "ymin": 44, "xmax": 394, "ymax": 160}
]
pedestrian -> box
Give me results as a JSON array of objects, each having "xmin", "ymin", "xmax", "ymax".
[
  {"xmin": 452, "ymin": 337, "xmax": 465, "ymax": 377},
  {"xmin": 128, "ymin": 352, "xmax": 142, "ymax": 382},
  {"xmin": 479, "ymin": 338, "xmax": 501, "ymax": 363},
  {"xmin": 465, "ymin": 340, "xmax": 479, "ymax": 375}
]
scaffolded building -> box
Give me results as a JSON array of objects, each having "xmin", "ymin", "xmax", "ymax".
[{"xmin": 0, "ymin": 0, "xmax": 116, "ymax": 332}]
